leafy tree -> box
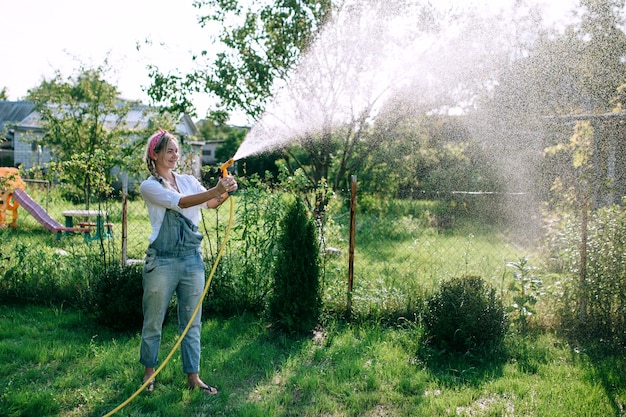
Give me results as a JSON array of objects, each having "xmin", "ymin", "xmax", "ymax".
[
  {"xmin": 0, "ymin": 87, "xmax": 8, "ymax": 100},
  {"xmin": 228, "ymin": 0, "xmax": 437, "ymax": 214},
  {"xmin": 26, "ymin": 63, "xmax": 142, "ymax": 205},
  {"xmin": 145, "ymin": 0, "xmax": 544, "ymax": 220},
  {"xmin": 147, "ymin": 0, "xmax": 331, "ymax": 119},
  {"xmin": 464, "ymin": 0, "xmax": 626, "ymax": 235},
  {"xmin": 575, "ymin": 0, "xmax": 626, "ymax": 112}
]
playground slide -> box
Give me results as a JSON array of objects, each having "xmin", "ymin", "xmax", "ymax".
[{"xmin": 12, "ymin": 189, "xmax": 91, "ymax": 235}]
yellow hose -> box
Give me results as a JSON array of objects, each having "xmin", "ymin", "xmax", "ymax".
[{"xmin": 103, "ymin": 195, "xmax": 235, "ymax": 416}]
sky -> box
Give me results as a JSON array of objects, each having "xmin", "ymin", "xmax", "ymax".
[
  {"xmin": 0, "ymin": 0, "xmax": 218, "ymax": 118},
  {"xmin": 0, "ymin": 0, "xmax": 576, "ymax": 125}
]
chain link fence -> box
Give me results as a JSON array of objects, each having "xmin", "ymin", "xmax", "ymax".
[
  {"xmin": 10, "ymin": 175, "xmax": 557, "ymax": 318},
  {"xmin": 11, "ymin": 173, "xmax": 622, "ymax": 346},
  {"xmin": 320, "ymin": 181, "xmax": 551, "ymax": 318}
]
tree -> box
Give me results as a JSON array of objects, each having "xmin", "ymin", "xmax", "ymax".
[
  {"xmin": 224, "ymin": 0, "xmax": 448, "ymax": 213},
  {"xmin": 466, "ymin": 0, "xmax": 626, "ymax": 229},
  {"xmin": 0, "ymin": 88, "xmax": 8, "ymax": 100},
  {"xmin": 576, "ymin": 0, "xmax": 626, "ymax": 112},
  {"xmin": 146, "ymin": 0, "xmax": 541, "ymax": 219},
  {"xmin": 146, "ymin": 0, "xmax": 331, "ymax": 119},
  {"xmin": 27, "ymin": 64, "xmax": 143, "ymax": 205},
  {"xmin": 264, "ymin": 0, "xmax": 524, "ymax": 213}
]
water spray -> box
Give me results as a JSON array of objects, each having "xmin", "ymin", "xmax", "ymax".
[{"xmin": 103, "ymin": 159, "xmax": 237, "ymax": 416}]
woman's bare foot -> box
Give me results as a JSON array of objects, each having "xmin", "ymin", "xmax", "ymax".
[
  {"xmin": 143, "ymin": 368, "xmax": 156, "ymax": 392},
  {"xmin": 187, "ymin": 373, "xmax": 218, "ymax": 395}
]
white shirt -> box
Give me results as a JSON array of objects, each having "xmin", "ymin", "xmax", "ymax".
[{"xmin": 140, "ymin": 174, "xmax": 209, "ymax": 243}]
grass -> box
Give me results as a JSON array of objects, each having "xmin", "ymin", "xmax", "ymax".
[
  {"xmin": 0, "ymin": 304, "xmax": 624, "ymax": 416},
  {"xmin": 3, "ymin": 189, "xmax": 625, "ymax": 415}
]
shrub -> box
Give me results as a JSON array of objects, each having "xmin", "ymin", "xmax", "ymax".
[
  {"xmin": 422, "ymin": 275, "xmax": 508, "ymax": 353},
  {"xmin": 553, "ymin": 204, "xmax": 626, "ymax": 348},
  {"xmin": 269, "ymin": 196, "xmax": 321, "ymax": 334},
  {"xmin": 88, "ymin": 263, "xmax": 144, "ymax": 332}
]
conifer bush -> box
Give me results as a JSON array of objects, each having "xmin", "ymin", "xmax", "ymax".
[
  {"xmin": 269, "ymin": 196, "xmax": 321, "ymax": 334},
  {"xmin": 422, "ymin": 275, "xmax": 507, "ymax": 353}
]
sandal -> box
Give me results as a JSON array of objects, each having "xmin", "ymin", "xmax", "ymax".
[
  {"xmin": 143, "ymin": 377, "xmax": 155, "ymax": 392},
  {"xmin": 189, "ymin": 384, "xmax": 218, "ymax": 395}
]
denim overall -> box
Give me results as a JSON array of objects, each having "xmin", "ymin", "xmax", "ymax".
[{"xmin": 139, "ymin": 209, "xmax": 205, "ymax": 374}]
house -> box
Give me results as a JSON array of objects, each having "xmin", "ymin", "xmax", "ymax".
[
  {"xmin": 0, "ymin": 101, "xmax": 49, "ymax": 168},
  {"xmin": 0, "ymin": 100, "xmax": 223, "ymax": 178},
  {"xmin": 200, "ymin": 139, "xmax": 225, "ymax": 166}
]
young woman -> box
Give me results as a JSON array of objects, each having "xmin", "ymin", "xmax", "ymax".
[{"xmin": 139, "ymin": 128, "xmax": 237, "ymax": 394}]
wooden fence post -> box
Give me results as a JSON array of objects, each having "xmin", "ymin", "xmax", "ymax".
[
  {"xmin": 347, "ymin": 175, "xmax": 357, "ymax": 318},
  {"xmin": 579, "ymin": 192, "xmax": 588, "ymax": 323},
  {"xmin": 121, "ymin": 174, "xmax": 128, "ymax": 267}
]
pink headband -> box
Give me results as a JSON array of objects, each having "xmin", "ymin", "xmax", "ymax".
[{"xmin": 148, "ymin": 127, "xmax": 167, "ymax": 161}]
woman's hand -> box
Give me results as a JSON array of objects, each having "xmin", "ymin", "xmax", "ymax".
[{"xmin": 217, "ymin": 175, "xmax": 238, "ymax": 194}]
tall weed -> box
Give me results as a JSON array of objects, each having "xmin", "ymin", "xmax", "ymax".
[
  {"xmin": 0, "ymin": 240, "xmax": 102, "ymax": 307},
  {"xmin": 203, "ymin": 174, "xmax": 283, "ymax": 316},
  {"xmin": 547, "ymin": 204, "xmax": 626, "ymax": 348}
]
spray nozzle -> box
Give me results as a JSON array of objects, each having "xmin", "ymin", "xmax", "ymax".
[
  {"xmin": 219, "ymin": 158, "xmax": 236, "ymax": 196},
  {"xmin": 219, "ymin": 158, "xmax": 235, "ymax": 178}
]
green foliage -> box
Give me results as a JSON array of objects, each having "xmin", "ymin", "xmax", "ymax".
[
  {"xmin": 552, "ymin": 203, "xmax": 626, "ymax": 348},
  {"xmin": 269, "ymin": 196, "xmax": 321, "ymax": 334},
  {"xmin": 422, "ymin": 275, "xmax": 508, "ymax": 354},
  {"xmin": 204, "ymin": 174, "xmax": 283, "ymax": 316},
  {"xmin": 506, "ymin": 256, "xmax": 542, "ymax": 333},
  {"xmin": 0, "ymin": 241, "xmax": 97, "ymax": 307},
  {"xmin": 48, "ymin": 149, "xmax": 112, "ymax": 203},
  {"xmin": 149, "ymin": 0, "xmax": 331, "ymax": 118},
  {"xmin": 476, "ymin": 1, "xmax": 626, "ymax": 213},
  {"xmin": 26, "ymin": 63, "xmax": 142, "ymax": 204},
  {"xmin": 542, "ymin": 121, "xmax": 595, "ymax": 212},
  {"xmin": 87, "ymin": 263, "xmax": 145, "ymax": 332},
  {"xmin": 354, "ymin": 112, "xmax": 506, "ymax": 227},
  {"xmin": 236, "ymin": 151, "xmax": 282, "ymax": 181}
]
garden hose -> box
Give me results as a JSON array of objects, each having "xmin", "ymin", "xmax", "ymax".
[{"xmin": 103, "ymin": 163, "xmax": 236, "ymax": 417}]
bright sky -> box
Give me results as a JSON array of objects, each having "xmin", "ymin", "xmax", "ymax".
[
  {"xmin": 0, "ymin": 0, "xmax": 576, "ymax": 125},
  {"xmin": 0, "ymin": 0, "xmax": 218, "ymax": 118}
]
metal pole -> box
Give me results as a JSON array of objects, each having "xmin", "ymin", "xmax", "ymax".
[{"xmin": 347, "ymin": 175, "xmax": 357, "ymax": 318}]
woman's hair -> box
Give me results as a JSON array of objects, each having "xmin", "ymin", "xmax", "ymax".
[{"xmin": 144, "ymin": 129, "xmax": 178, "ymax": 186}]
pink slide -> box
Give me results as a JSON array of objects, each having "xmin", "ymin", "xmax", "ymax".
[{"xmin": 12, "ymin": 188, "xmax": 91, "ymax": 237}]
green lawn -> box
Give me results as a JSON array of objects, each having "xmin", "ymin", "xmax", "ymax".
[
  {"xmin": 0, "ymin": 304, "xmax": 624, "ymax": 417},
  {"xmin": 3, "ymin": 191, "xmax": 625, "ymax": 415}
]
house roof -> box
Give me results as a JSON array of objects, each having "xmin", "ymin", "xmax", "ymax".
[
  {"xmin": 0, "ymin": 101, "xmax": 36, "ymax": 130},
  {"xmin": 0, "ymin": 100, "xmax": 198, "ymax": 137}
]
